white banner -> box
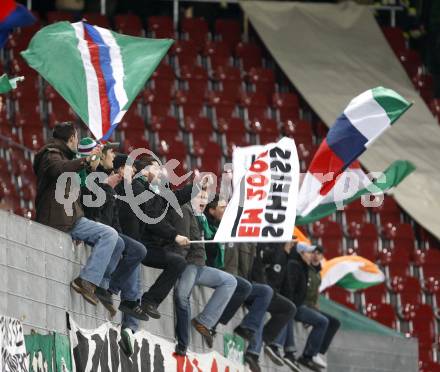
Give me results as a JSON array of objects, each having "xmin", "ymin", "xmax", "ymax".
[
  {"xmin": 216, "ymin": 137, "xmax": 299, "ymax": 242},
  {"xmin": 68, "ymin": 315, "xmax": 244, "ymax": 372},
  {"xmin": 0, "ymin": 315, "xmax": 29, "ymax": 372}
]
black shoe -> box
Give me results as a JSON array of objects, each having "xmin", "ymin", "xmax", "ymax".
[
  {"xmin": 191, "ymin": 318, "xmax": 213, "ymax": 348},
  {"xmin": 234, "ymin": 325, "xmax": 255, "ymax": 342},
  {"xmin": 140, "ymin": 300, "xmax": 161, "ymax": 319},
  {"xmin": 174, "ymin": 343, "xmax": 187, "ymax": 356},
  {"xmin": 119, "ymin": 328, "xmax": 135, "ymax": 357},
  {"xmin": 284, "ymin": 352, "xmax": 302, "ymax": 372},
  {"xmin": 244, "ymin": 353, "xmax": 261, "ymax": 372},
  {"xmin": 95, "ymin": 287, "xmax": 117, "ymax": 317},
  {"xmin": 119, "ymin": 301, "xmax": 149, "ymax": 321},
  {"xmin": 297, "ymin": 355, "xmax": 323, "ymax": 372},
  {"xmin": 264, "ymin": 344, "xmax": 284, "ymax": 366}
]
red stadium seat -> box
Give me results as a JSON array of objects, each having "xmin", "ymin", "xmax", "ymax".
[
  {"xmin": 382, "ymin": 27, "xmax": 406, "ymax": 56},
  {"xmin": 215, "ymin": 19, "xmax": 241, "ymax": 49},
  {"xmin": 235, "ymin": 42, "xmax": 263, "ymax": 71},
  {"xmin": 173, "ymin": 40, "xmax": 200, "ymax": 68},
  {"xmin": 114, "ymin": 14, "xmax": 143, "ymax": 36},
  {"xmin": 183, "ymin": 116, "xmax": 213, "ymax": 134},
  {"xmin": 222, "ymin": 132, "xmax": 250, "ymax": 157},
  {"xmin": 143, "ymin": 82, "xmax": 176, "ymax": 105},
  {"xmin": 203, "ymin": 40, "xmax": 232, "ymax": 69},
  {"xmin": 47, "ymin": 10, "xmax": 75, "ymax": 23},
  {"xmin": 258, "ymin": 132, "xmax": 280, "ymax": 145},
  {"xmin": 248, "ymin": 117, "xmax": 278, "ymax": 135},
  {"xmin": 311, "ymin": 220, "xmax": 343, "ymax": 258},
  {"xmin": 391, "ymin": 275, "xmax": 422, "ymax": 309},
  {"xmin": 356, "ymin": 240, "xmax": 379, "ymax": 262},
  {"xmin": 82, "ymin": 13, "xmax": 110, "ymax": 28},
  {"xmin": 377, "ymin": 245, "xmax": 411, "ymax": 266},
  {"xmin": 157, "ymin": 137, "xmax": 187, "ymax": 158},
  {"xmin": 148, "ymin": 102, "xmax": 173, "ymax": 119},
  {"xmin": 343, "ymin": 200, "xmax": 369, "ymax": 225},
  {"xmin": 179, "ymin": 65, "xmax": 209, "ymax": 98},
  {"xmin": 326, "ymin": 286, "xmax": 356, "ymax": 310},
  {"xmin": 413, "ymin": 249, "xmax": 440, "ymax": 267},
  {"xmin": 21, "ymin": 132, "xmax": 43, "ymax": 151},
  {"xmin": 382, "ymin": 222, "xmax": 415, "ymax": 240},
  {"xmin": 149, "ymin": 115, "xmax": 179, "ymax": 134},
  {"xmin": 148, "ymin": 16, "xmax": 174, "ymax": 39},
  {"xmin": 420, "ymin": 361, "xmax": 440, "ymax": 372},
  {"xmin": 399, "ymin": 49, "xmax": 422, "ymax": 79},
  {"xmin": 198, "ymin": 156, "xmax": 222, "ymax": 176},
  {"xmin": 361, "ymin": 283, "xmax": 388, "ymax": 306},
  {"xmin": 365, "ymin": 303, "xmax": 398, "ymax": 329},
  {"xmin": 406, "ymin": 304, "xmax": 436, "ymax": 347},
  {"xmin": 118, "ymin": 108, "xmax": 145, "ymax": 132},
  {"xmin": 247, "ymin": 68, "xmax": 276, "ymax": 98},
  {"xmin": 181, "ymin": 17, "xmax": 209, "ymax": 48}
]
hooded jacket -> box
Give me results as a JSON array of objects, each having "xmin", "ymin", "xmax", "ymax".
[
  {"xmin": 33, "ymin": 139, "xmax": 87, "ymax": 231},
  {"xmin": 282, "ymin": 250, "xmax": 310, "ymax": 306}
]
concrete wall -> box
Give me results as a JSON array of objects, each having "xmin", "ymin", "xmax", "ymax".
[{"xmin": 0, "ymin": 210, "xmax": 418, "ymax": 371}]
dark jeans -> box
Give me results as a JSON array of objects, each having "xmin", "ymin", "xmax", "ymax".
[
  {"xmin": 273, "ymin": 305, "xmax": 341, "ymax": 357},
  {"xmin": 248, "ymin": 293, "xmax": 296, "ymax": 355},
  {"xmin": 109, "ymin": 234, "xmax": 147, "ymax": 300},
  {"xmin": 141, "ymin": 248, "xmax": 187, "ymax": 306},
  {"xmin": 241, "ymin": 283, "xmax": 273, "ymax": 333},
  {"xmin": 218, "ymin": 276, "xmax": 252, "ymax": 325}
]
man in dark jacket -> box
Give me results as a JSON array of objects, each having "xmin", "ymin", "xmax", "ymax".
[
  {"xmin": 33, "ymin": 122, "xmax": 123, "ymax": 306},
  {"xmin": 251, "ymin": 241, "xmax": 300, "ymax": 372},
  {"xmin": 271, "ymin": 242, "xmax": 327, "ymax": 372},
  {"xmin": 203, "ymin": 195, "xmax": 273, "ymax": 372},
  {"xmin": 172, "ymin": 189, "xmax": 237, "ymax": 356},
  {"xmin": 77, "ymin": 139, "xmax": 149, "ymax": 337},
  {"xmin": 113, "ymin": 156, "xmax": 190, "ymax": 321}
]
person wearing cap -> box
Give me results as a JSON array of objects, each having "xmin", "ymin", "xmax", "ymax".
[
  {"xmin": 270, "ymin": 242, "xmax": 328, "ymax": 372},
  {"xmin": 77, "ymin": 138, "xmax": 150, "ymax": 351},
  {"xmin": 249, "ymin": 241, "xmax": 298, "ymax": 371},
  {"xmin": 33, "ymin": 122, "xmax": 121, "ymax": 308},
  {"xmin": 305, "ymin": 245, "xmax": 341, "ymax": 369}
]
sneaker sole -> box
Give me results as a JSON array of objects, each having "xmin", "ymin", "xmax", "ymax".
[
  {"xmin": 142, "ymin": 307, "xmax": 161, "ymax": 319},
  {"xmin": 70, "ymin": 281, "xmax": 98, "ymax": 306},
  {"xmin": 119, "ymin": 305, "xmax": 149, "ymax": 322},
  {"xmin": 283, "ymin": 358, "xmax": 302, "ymax": 372},
  {"xmin": 264, "ymin": 346, "xmax": 285, "ymax": 367}
]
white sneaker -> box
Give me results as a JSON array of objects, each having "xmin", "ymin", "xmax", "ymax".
[{"xmin": 313, "ymin": 353, "xmax": 327, "ymax": 368}]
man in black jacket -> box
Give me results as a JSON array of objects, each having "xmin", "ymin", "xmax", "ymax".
[
  {"xmin": 270, "ymin": 242, "xmax": 326, "ymax": 372},
  {"xmin": 250, "ymin": 241, "xmax": 298, "ymax": 371},
  {"xmin": 77, "ymin": 141, "xmax": 149, "ymax": 333}
]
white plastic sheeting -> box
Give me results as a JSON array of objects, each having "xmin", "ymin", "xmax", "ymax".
[{"xmin": 241, "ymin": 1, "xmax": 440, "ymax": 239}]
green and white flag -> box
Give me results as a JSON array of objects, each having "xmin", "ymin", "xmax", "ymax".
[
  {"xmin": 296, "ymin": 160, "xmax": 415, "ymax": 225},
  {"xmin": 21, "ymin": 21, "xmax": 173, "ymax": 140},
  {"xmin": 0, "ymin": 73, "xmax": 24, "ymax": 93}
]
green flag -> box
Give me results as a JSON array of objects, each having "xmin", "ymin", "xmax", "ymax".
[
  {"xmin": 0, "ymin": 74, "xmax": 24, "ymax": 94},
  {"xmin": 296, "ymin": 160, "xmax": 415, "ymax": 225}
]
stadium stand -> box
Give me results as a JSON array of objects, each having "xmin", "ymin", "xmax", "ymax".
[{"xmin": 0, "ymin": 5, "xmax": 438, "ymax": 370}]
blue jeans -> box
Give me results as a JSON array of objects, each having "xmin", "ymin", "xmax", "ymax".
[
  {"xmin": 174, "ymin": 264, "xmax": 237, "ymax": 348},
  {"xmin": 108, "ymin": 234, "xmax": 147, "ymax": 332},
  {"xmin": 272, "ymin": 318, "xmax": 295, "ymax": 353},
  {"xmin": 218, "ymin": 276, "xmax": 252, "ymax": 325},
  {"xmin": 274, "ymin": 305, "xmax": 329, "ymax": 357},
  {"xmin": 69, "ymin": 217, "xmax": 120, "ymax": 287},
  {"xmin": 240, "ymin": 283, "xmax": 273, "ymax": 333},
  {"xmin": 247, "ymin": 293, "xmax": 296, "ymax": 356}
]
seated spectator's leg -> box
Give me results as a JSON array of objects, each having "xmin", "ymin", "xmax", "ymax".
[
  {"xmin": 271, "ymin": 323, "xmax": 288, "ymax": 350},
  {"xmin": 194, "ymin": 267, "xmax": 237, "ymax": 330},
  {"xmin": 295, "ymin": 305, "xmax": 329, "ymax": 358},
  {"xmin": 69, "ymin": 217, "xmax": 119, "ymax": 286},
  {"xmin": 142, "ymin": 249, "xmax": 187, "ymax": 306},
  {"xmin": 120, "ymin": 267, "xmax": 142, "ymax": 333},
  {"xmin": 247, "ymin": 318, "xmax": 264, "ymax": 356},
  {"xmin": 218, "ymin": 276, "xmax": 252, "ymax": 325},
  {"xmin": 240, "ymin": 283, "xmax": 273, "ymax": 335},
  {"xmin": 283, "ymin": 318, "xmax": 296, "ymax": 354},
  {"xmin": 174, "ymin": 265, "xmax": 199, "ymax": 350},
  {"xmin": 109, "ymin": 234, "xmax": 147, "ymax": 293},
  {"xmin": 100, "ymin": 235, "xmax": 125, "ymax": 290},
  {"xmin": 318, "ymin": 311, "xmax": 341, "ymax": 355},
  {"xmin": 262, "ymin": 293, "xmax": 296, "ymax": 345}
]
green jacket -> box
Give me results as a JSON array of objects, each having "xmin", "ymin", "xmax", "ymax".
[{"xmin": 304, "ymin": 264, "xmax": 321, "ymax": 308}]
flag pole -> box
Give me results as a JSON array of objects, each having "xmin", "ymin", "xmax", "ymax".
[{"xmin": 188, "ymin": 240, "xmax": 297, "ymax": 244}]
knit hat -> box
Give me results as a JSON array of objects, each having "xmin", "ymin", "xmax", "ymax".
[
  {"xmin": 78, "ymin": 137, "xmax": 120, "ymax": 157},
  {"xmin": 78, "ymin": 137, "xmax": 97, "ymax": 157}
]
